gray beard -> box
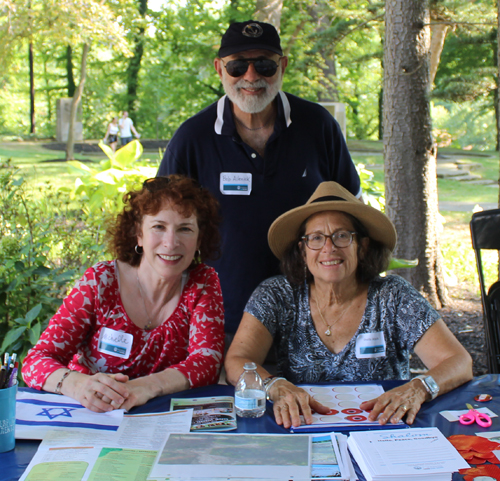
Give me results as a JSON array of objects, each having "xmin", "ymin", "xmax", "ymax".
[{"xmin": 222, "ymin": 73, "xmax": 283, "ymax": 114}]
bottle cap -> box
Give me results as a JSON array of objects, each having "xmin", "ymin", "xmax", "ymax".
[{"xmin": 243, "ymin": 362, "xmax": 257, "ymax": 370}]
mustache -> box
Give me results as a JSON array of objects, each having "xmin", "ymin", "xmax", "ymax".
[{"xmin": 234, "ymin": 79, "xmax": 268, "ymax": 90}]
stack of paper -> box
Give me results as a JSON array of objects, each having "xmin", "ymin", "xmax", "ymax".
[{"xmin": 347, "ymin": 427, "xmax": 469, "ymax": 481}]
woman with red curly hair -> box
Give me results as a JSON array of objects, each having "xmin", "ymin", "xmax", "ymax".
[{"xmin": 22, "ymin": 175, "xmax": 225, "ymax": 412}]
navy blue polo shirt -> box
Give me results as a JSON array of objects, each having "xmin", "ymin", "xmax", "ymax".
[{"xmin": 158, "ymin": 91, "xmax": 361, "ymax": 334}]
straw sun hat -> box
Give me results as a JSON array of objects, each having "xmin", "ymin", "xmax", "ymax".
[{"xmin": 268, "ymin": 182, "xmax": 397, "ymax": 260}]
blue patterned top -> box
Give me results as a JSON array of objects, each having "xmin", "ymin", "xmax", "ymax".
[{"xmin": 245, "ymin": 275, "xmax": 440, "ymax": 383}]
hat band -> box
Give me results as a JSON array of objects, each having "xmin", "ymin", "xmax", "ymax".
[{"xmin": 311, "ymin": 195, "xmax": 346, "ymax": 203}]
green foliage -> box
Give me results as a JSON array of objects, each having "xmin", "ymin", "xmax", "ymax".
[
  {"xmin": 357, "ymin": 163, "xmax": 385, "ymax": 211},
  {"xmin": 67, "ymin": 140, "xmax": 157, "ymax": 216},
  {"xmin": 0, "ymin": 167, "xmax": 80, "ymax": 368}
]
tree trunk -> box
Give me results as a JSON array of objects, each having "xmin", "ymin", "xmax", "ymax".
[
  {"xmin": 29, "ymin": 42, "xmax": 35, "ymax": 134},
  {"xmin": 126, "ymin": 0, "xmax": 147, "ymax": 114},
  {"xmin": 66, "ymin": 43, "xmax": 89, "ymax": 161},
  {"xmin": 429, "ymin": 23, "xmax": 449, "ymax": 85},
  {"xmin": 497, "ymin": 0, "xmax": 500, "ymax": 278},
  {"xmin": 254, "ymin": 0, "xmax": 282, "ymax": 29},
  {"xmin": 66, "ymin": 45, "xmax": 76, "ymax": 97},
  {"xmin": 384, "ymin": 0, "xmax": 447, "ymax": 308}
]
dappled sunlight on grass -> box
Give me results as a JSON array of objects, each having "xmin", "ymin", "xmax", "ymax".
[{"xmin": 440, "ymin": 212, "xmax": 498, "ymax": 296}]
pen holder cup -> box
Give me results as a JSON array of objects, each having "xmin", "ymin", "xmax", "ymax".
[{"xmin": 0, "ymin": 382, "xmax": 17, "ymax": 452}]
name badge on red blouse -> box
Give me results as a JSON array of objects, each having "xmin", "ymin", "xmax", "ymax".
[
  {"xmin": 355, "ymin": 332, "xmax": 386, "ymax": 359},
  {"xmin": 98, "ymin": 328, "xmax": 133, "ymax": 359}
]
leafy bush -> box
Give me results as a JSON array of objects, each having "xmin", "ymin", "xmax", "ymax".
[{"xmin": 0, "ymin": 168, "xmax": 79, "ymax": 366}]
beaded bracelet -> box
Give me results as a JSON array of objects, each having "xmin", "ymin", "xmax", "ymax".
[
  {"xmin": 264, "ymin": 376, "xmax": 287, "ymax": 401},
  {"xmin": 54, "ymin": 369, "xmax": 73, "ymax": 395}
]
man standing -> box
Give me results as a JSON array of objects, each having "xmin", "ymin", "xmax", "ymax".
[
  {"xmin": 119, "ymin": 111, "xmax": 141, "ymax": 146},
  {"xmin": 158, "ymin": 20, "xmax": 361, "ymax": 337}
]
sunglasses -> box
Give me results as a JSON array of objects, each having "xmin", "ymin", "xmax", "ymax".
[{"xmin": 222, "ymin": 57, "xmax": 282, "ymax": 78}]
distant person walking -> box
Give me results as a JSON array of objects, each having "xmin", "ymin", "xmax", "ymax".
[
  {"xmin": 119, "ymin": 111, "xmax": 140, "ymax": 146},
  {"xmin": 103, "ymin": 117, "xmax": 119, "ymax": 153}
]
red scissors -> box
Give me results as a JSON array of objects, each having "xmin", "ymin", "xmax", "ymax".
[{"xmin": 459, "ymin": 403, "xmax": 492, "ymax": 428}]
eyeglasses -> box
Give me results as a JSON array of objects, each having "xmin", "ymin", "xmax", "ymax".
[
  {"xmin": 302, "ymin": 231, "xmax": 357, "ymax": 250},
  {"xmin": 143, "ymin": 176, "xmax": 170, "ymax": 192},
  {"xmin": 222, "ymin": 57, "xmax": 282, "ymax": 78}
]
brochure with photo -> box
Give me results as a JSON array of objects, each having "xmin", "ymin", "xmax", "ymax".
[{"xmin": 170, "ymin": 396, "xmax": 237, "ymax": 432}]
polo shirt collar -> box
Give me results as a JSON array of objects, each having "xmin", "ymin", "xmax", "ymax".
[{"xmin": 214, "ymin": 91, "xmax": 292, "ymax": 135}]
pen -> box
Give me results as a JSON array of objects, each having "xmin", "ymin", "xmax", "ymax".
[
  {"xmin": 3, "ymin": 352, "xmax": 9, "ymax": 367},
  {"xmin": 4, "ymin": 358, "xmax": 14, "ymax": 389}
]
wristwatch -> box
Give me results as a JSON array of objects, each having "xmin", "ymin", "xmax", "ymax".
[{"xmin": 414, "ymin": 375, "xmax": 440, "ymax": 401}]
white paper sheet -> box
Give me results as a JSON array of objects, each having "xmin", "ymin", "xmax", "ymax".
[
  {"xmin": 18, "ymin": 409, "xmax": 193, "ymax": 481},
  {"xmin": 149, "ymin": 433, "xmax": 311, "ymax": 480}
]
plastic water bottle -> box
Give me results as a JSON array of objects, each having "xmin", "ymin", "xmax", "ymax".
[{"xmin": 235, "ymin": 362, "xmax": 266, "ymax": 418}]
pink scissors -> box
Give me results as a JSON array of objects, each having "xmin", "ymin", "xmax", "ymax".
[{"xmin": 459, "ymin": 403, "xmax": 492, "ymax": 428}]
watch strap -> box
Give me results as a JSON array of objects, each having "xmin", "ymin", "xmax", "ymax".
[{"xmin": 414, "ymin": 375, "xmax": 439, "ymax": 401}]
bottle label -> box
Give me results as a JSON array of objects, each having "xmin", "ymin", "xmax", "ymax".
[{"xmin": 235, "ymin": 392, "xmax": 264, "ymax": 410}]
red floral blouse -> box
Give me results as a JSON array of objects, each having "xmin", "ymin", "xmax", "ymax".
[{"xmin": 22, "ymin": 261, "xmax": 225, "ymax": 389}]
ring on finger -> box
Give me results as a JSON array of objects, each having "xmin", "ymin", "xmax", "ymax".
[{"xmin": 401, "ymin": 404, "xmax": 408, "ymax": 412}]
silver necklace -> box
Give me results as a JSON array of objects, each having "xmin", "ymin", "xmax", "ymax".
[{"xmin": 313, "ymin": 293, "xmax": 355, "ymax": 336}]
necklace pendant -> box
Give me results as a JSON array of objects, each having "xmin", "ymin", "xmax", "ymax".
[{"xmin": 325, "ymin": 328, "xmax": 331, "ymax": 336}]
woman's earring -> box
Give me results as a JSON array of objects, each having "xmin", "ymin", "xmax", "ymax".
[
  {"xmin": 135, "ymin": 245, "xmax": 143, "ymax": 255},
  {"xmin": 194, "ymin": 249, "xmax": 201, "ymax": 264}
]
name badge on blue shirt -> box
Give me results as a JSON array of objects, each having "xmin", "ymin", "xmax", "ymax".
[
  {"xmin": 355, "ymin": 332, "xmax": 386, "ymax": 359},
  {"xmin": 98, "ymin": 327, "xmax": 133, "ymax": 359},
  {"xmin": 220, "ymin": 172, "xmax": 252, "ymax": 195}
]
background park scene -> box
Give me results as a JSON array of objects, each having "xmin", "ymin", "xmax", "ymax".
[{"xmin": 0, "ymin": 0, "xmax": 498, "ymax": 377}]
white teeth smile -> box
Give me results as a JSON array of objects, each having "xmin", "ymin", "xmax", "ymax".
[
  {"xmin": 159, "ymin": 254, "xmax": 181, "ymax": 261},
  {"xmin": 321, "ymin": 260, "xmax": 342, "ymax": 266}
]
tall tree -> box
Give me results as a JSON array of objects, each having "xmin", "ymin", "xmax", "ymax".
[
  {"xmin": 384, "ymin": 0, "xmax": 446, "ymax": 307},
  {"xmin": 29, "ymin": 41, "xmax": 35, "ymax": 133},
  {"xmin": 126, "ymin": 0, "xmax": 147, "ymax": 114},
  {"xmin": 254, "ymin": 0, "xmax": 282, "ymax": 29},
  {"xmin": 66, "ymin": 45, "xmax": 76, "ymax": 97},
  {"xmin": 66, "ymin": 43, "xmax": 89, "ymax": 161},
  {"xmin": 0, "ymin": 0, "xmax": 129, "ymax": 154}
]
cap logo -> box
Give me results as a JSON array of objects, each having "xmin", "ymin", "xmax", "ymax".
[{"xmin": 242, "ymin": 23, "xmax": 263, "ymax": 38}]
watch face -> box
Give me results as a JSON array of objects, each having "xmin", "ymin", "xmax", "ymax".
[{"xmin": 424, "ymin": 376, "xmax": 439, "ymax": 394}]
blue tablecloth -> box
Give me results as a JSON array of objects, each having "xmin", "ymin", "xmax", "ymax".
[{"xmin": 3, "ymin": 375, "xmax": 500, "ymax": 481}]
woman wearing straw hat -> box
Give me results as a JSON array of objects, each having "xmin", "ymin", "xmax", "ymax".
[{"xmin": 225, "ymin": 182, "xmax": 472, "ymax": 428}]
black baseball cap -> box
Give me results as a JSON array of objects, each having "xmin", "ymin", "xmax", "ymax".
[{"xmin": 218, "ymin": 20, "xmax": 283, "ymax": 58}]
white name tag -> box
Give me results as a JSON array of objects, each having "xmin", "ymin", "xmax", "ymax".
[
  {"xmin": 220, "ymin": 172, "xmax": 252, "ymax": 195},
  {"xmin": 355, "ymin": 332, "xmax": 386, "ymax": 359},
  {"xmin": 97, "ymin": 327, "xmax": 133, "ymax": 359}
]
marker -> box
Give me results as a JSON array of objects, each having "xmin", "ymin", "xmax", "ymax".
[
  {"xmin": 3, "ymin": 352, "xmax": 9, "ymax": 367},
  {"xmin": 0, "ymin": 365, "xmax": 6, "ymax": 390},
  {"xmin": 7, "ymin": 362, "xmax": 18, "ymax": 388}
]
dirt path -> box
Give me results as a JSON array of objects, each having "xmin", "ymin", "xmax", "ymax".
[{"xmin": 410, "ymin": 285, "xmax": 487, "ymax": 376}]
